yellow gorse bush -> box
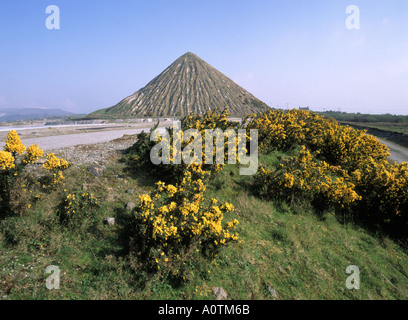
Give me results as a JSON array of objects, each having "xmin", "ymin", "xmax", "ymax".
[
  {"xmin": 250, "ymin": 109, "xmax": 408, "ymax": 235},
  {"xmin": 127, "ymin": 107, "xmax": 248, "ymax": 182},
  {"xmin": 1, "ymin": 131, "xmax": 49, "ymax": 171},
  {"xmin": 42, "ymin": 153, "xmax": 71, "ymax": 185},
  {"xmin": 1, "ymin": 130, "xmax": 70, "ymax": 214},
  {"xmin": 57, "ymin": 191, "xmax": 99, "ymax": 228},
  {"xmin": 1, "ymin": 132, "xmax": 47, "ymax": 169},
  {"xmin": 247, "ymin": 109, "xmax": 390, "ymax": 170},
  {"xmin": 350, "ymin": 157, "xmax": 408, "ymax": 222},
  {"xmin": 0, "ymin": 151, "xmax": 15, "ymax": 170},
  {"xmin": 247, "ymin": 109, "xmax": 312, "ymax": 152},
  {"xmin": 133, "ymin": 164, "xmax": 239, "ymax": 278},
  {"xmin": 43, "ymin": 153, "xmax": 70, "ymax": 171},
  {"xmin": 4, "ymin": 130, "xmax": 26, "ymax": 155},
  {"xmin": 24, "ymin": 144, "xmax": 44, "ymax": 164},
  {"xmin": 135, "ymin": 164, "xmax": 239, "ymax": 245},
  {"xmin": 308, "ymin": 118, "xmax": 390, "ymax": 171},
  {"xmin": 255, "ymin": 146, "xmax": 361, "ymax": 209}
]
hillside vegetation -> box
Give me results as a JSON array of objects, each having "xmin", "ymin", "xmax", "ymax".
[{"xmin": 1, "ymin": 109, "xmax": 408, "ymax": 300}]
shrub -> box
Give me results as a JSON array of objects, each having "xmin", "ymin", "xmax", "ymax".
[
  {"xmin": 125, "ymin": 107, "xmax": 247, "ymax": 183},
  {"xmin": 57, "ymin": 191, "xmax": 99, "ymax": 229},
  {"xmin": 0, "ymin": 151, "xmax": 15, "ymax": 170},
  {"xmin": 3, "ymin": 130, "xmax": 26, "ymax": 155},
  {"xmin": 249, "ymin": 109, "xmax": 408, "ymax": 238},
  {"xmin": 247, "ymin": 109, "xmax": 323, "ymax": 152},
  {"xmin": 307, "ymin": 119, "xmax": 390, "ymax": 172},
  {"xmin": 0, "ymin": 130, "xmax": 70, "ymax": 216},
  {"xmin": 350, "ymin": 158, "xmax": 408, "ymax": 232},
  {"xmin": 255, "ymin": 146, "xmax": 361, "ymax": 210},
  {"xmin": 246, "ymin": 109, "xmax": 390, "ymax": 171},
  {"xmin": 42, "ymin": 153, "xmax": 71, "ymax": 185},
  {"xmin": 24, "ymin": 144, "xmax": 44, "ymax": 164},
  {"xmin": 131, "ymin": 164, "xmax": 239, "ymax": 281}
]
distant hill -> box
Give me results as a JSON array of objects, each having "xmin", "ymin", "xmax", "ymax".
[
  {"xmin": 0, "ymin": 108, "xmax": 74, "ymax": 122},
  {"xmin": 88, "ymin": 52, "xmax": 269, "ymax": 118}
]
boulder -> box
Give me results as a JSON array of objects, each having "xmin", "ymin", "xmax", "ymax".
[
  {"xmin": 126, "ymin": 202, "xmax": 136, "ymax": 211},
  {"xmin": 266, "ymin": 285, "xmax": 278, "ymax": 298},
  {"xmin": 87, "ymin": 165, "xmax": 105, "ymax": 177},
  {"xmin": 212, "ymin": 287, "xmax": 228, "ymax": 300},
  {"xmin": 106, "ymin": 218, "xmax": 115, "ymax": 226}
]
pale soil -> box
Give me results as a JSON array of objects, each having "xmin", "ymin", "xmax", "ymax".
[
  {"xmin": 0, "ymin": 121, "xmax": 172, "ymax": 141},
  {"xmin": 377, "ymin": 138, "xmax": 408, "ymax": 164},
  {"xmin": 0, "ymin": 121, "xmax": 171, "ymax": 166}
]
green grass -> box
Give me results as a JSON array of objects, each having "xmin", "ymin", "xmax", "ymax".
[{"xmin": 1, "ymin": 151, "xmax": 408, "ymax": 300}]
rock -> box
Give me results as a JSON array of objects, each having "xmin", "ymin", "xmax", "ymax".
[
  {"xmin": 212, "ymin": 287, "xmax": 228, "ymax": 300},
  {"xmin": 81, "ymin": 183, "xmax": 88, "ymax": 191},
  {"xmin": 106, "ymin": 218, "xmax": 115, "ymax": 226},
  {"xmin": 126, "ymin": 202, "xmax": 136, "ymax": 211},
  {"xmin": 126, "ymin": 188, "xmax": 134, "ymax": 194},
  {"xmin": 265, "ymin": 285, "xmax": 278, "ymax": 298},
  {"xmin": 87, "ymin": 165, "xmax": 105, "ymax": 177}
]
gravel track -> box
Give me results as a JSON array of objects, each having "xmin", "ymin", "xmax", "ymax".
[
  {"xmin": 20, "ymin": 128, "xmax": 153, "ymax": 151},
  {"xmin": 377, "ymin": 138, "xmax": 408, "ymax": 164},
  {"xmin": 0, "ymin": 123, "xmax": 169, "ymax": 166}
]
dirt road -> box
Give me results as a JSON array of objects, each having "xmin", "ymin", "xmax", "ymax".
[{"xmin": 378, "ymin": 138, "xmax": 408, "ymax": 164}]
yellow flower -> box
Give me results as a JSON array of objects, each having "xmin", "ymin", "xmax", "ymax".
[
  {"xmin": 24, "ymin": 144, "xmax": 43, "ymax": 164},
  {"xmin": 4, "ymin": 130, "xmax": 25, "ymax": 154},
  {"xmin": 43, "ymin": 153, "xmax": 70, "ymax": 171},
  {"xmin": 139, "ymin": 194, "xmax": 152, "ymax": 206},
  {"xmin": 0, "ymin": 151, "xmax": 15, "ymax": 170},
  {"xmin": 166, "ymin": 185, "xmax": 177, "ymax": 197}
]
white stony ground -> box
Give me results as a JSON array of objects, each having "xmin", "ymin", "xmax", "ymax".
[
  {"xmin": 48, "ymin": 134, "xmax": 139, "ymax": 167},
  {"xmin": 21, "ymin": 128, "xmax": 157, "ymax": 151},
  {"xmin": 0, "ymin": 121, "xmax": 171, "ymax": 166}
]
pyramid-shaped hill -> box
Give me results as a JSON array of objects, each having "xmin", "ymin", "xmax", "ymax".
[{"xmin": 89, "ymin": 52, "xmax": 269, "ymax": 118}]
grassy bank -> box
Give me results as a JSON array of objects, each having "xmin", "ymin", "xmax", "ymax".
[{"xmin": 1, "ymin": 150, "xmax": 408, "ymax": 300}]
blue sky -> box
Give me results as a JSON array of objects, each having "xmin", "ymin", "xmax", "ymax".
[{"xmin": 0, "ymin": 0, "xmax": 407, "ymax": 115}]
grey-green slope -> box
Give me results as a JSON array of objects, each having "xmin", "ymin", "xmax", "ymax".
[{"xmin": 89, "ymin": 52, "xmax": 269, "ymax": 118}]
